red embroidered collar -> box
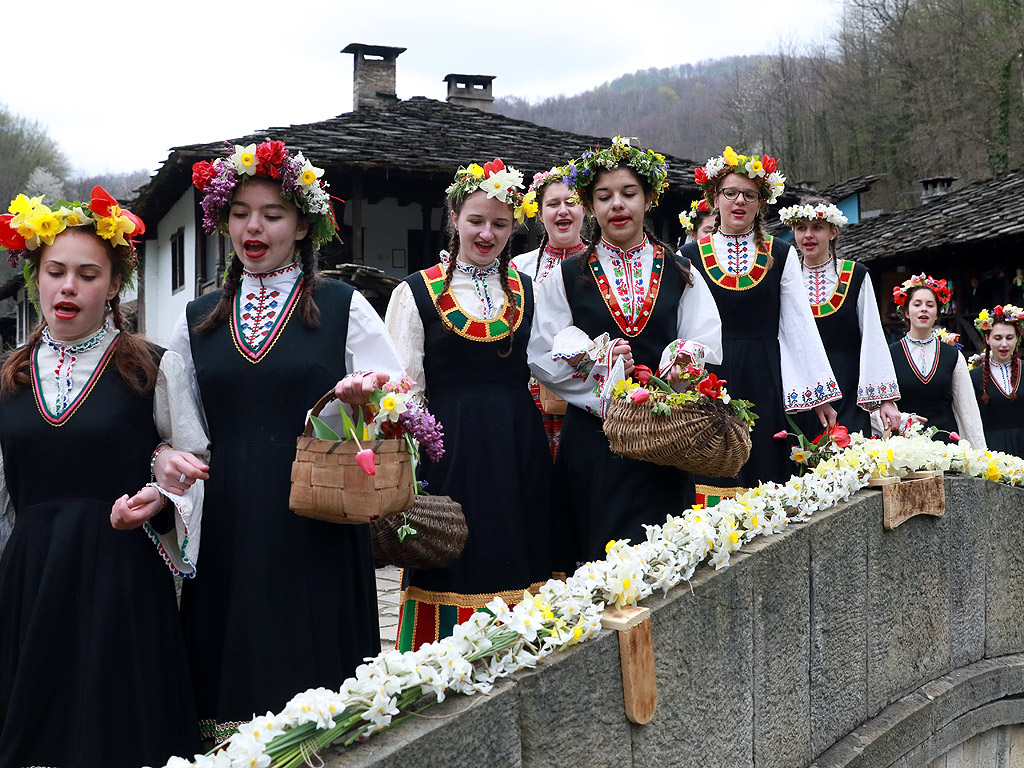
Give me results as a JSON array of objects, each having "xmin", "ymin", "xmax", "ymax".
[
  {"xmin": 31, "ymin": 335, "xmax": 120, "ymax": 426},
  {"xmin": 589, "ymin": 243, "xmax": 665, "ymax": 337}
]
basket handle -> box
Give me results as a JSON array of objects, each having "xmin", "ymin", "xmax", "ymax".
[{"xmin": 303, "ymin": 388, "xmax": 342, "ymax": 437}]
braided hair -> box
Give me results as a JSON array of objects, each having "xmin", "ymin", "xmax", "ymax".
[
  {"xmin": 980, "ymin": 322, "xmax": 1021, "ymax": 405},
  {"xmin": 442, "ymin": 190, "xmax": 517, "ymax": 357}
]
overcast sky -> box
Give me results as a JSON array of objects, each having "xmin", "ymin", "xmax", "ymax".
[{"xmin": 3, "ymin": 0, "xmax": 844, "ymax": 178}]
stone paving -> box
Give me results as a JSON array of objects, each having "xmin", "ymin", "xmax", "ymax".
[{"xmin": 375, "ymin": 566, "xmax": 402, "ymax": 650}]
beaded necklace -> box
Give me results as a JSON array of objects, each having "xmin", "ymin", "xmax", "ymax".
[
  {"xmin": 454, "ymin": 258, "xmax": 500, "ymax": 319},
  {"xmin": 41, "ymin": 323, "xmax": 109, "ymax": 415},
  {"xmin": 990, "ymin": 358, "xmax": 1015, "ymax": 394}
]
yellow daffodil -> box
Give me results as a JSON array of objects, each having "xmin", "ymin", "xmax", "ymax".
[
  {"xmin": 691, "ymin": 503, "xmax": 704, "ymax": 511},
  {"xmin": 723, "ymin": 146, "xmax": 740, "ymax": 167},
  {"xmin": 58, "ymin": 206, "xmax": 92, "ymax": 227},
  {"xmin": 986, "ymin": 462, "xmax": 1001, "ymax": 481},
  {"xmin": 466, "ymin": 163, "xmax": 485, "ymax": 178},
  {"xmin": 605, "ymin": 539, "xmax": 616, "ymax": 553},
  {"xmin": 611, "ymin": 378, "xmax": 637, "ymax": 399},
  {"xmin": 95, "ymin": 214, "xmax": 136, "ymax": 247},
  {"xmin": 9, "ymin": 193, "xmax": 43, "ymax": 219},
  {"xmin": 791, "ymin": 447, "xmax": 807, "ymax": 463},
  {"xmin": 515, "ymin": 190, "xmax": 537, "ymax": 224},
  {"xmin": 25, "ymin": 207, "xmax": 66, "ymax": 246}
]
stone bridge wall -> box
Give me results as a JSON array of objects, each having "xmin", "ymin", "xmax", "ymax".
[{"xmin": 325, "ymin": 477, "xmax": 1024, "ymax": 768}]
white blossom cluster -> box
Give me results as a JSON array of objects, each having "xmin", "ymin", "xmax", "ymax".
[{"xmin": 152, "ymin": 426, "xmax": 1024, "ymax": 768}]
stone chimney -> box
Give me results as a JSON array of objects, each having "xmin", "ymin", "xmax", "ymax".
[
  {"xmin": 919, "ymin": 176, "xmax": 957, "ymax": 205},
  {"xmin": 443, "ymin": 74, "xmax": 496, "ymax": 112},
  {"xmin": 342, "ymin": 43, "xmax": 406, "ymax": 110}
]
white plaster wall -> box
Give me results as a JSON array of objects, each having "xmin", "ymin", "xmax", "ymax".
[{"xmin": 143, "ymin": 190, "xmax": 197, "ymax": 346}]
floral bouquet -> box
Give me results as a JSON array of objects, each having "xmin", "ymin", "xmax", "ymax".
[
  {"xmin": 602, "ymin": 364, "xmax": 756, "ymax": 477},
  {"xmin": 775, "ymin": 419, "xmax": 852, "ymax": 475},
  {"xmin": 309, "ymin": 376, "xmax": 468, "ymax": 569}
]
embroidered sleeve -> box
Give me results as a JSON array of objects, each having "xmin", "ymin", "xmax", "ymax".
[
  {"xmin": 778, "ymin": 247, "xmax": 842, "ymax": 412},
  {"xmin": 855, "ymin": 272, "xmax": 900, "ymax": 410},
  {"xmin": 657, "ymin": 339, "xmax": 708, "ymax": 378},
  {"xmin": 952, "ymin": 353, "xmax": 987, "ymax": 449},
  {"xmin": 384, "ymin": 282, "xmax": 426, "ymax": 394},
  {"xmin": 527, "ymin": 266, "xmax": 614, "ymax": 416},
  {"xmin": 146, "ymin": 350, "xmax": 211, "ymax": 578}
]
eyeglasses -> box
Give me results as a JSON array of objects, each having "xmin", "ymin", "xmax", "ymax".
[{"xmin": 718, "ymin": 188, "xmax": 761, "ymax": 203}]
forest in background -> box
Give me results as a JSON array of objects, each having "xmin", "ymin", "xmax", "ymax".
[{"xmin": 497, "ymin": 0, "xmax": 1024, "ymax": 211}]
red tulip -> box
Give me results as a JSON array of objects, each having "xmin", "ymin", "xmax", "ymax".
[
  {"xmin": 697, "ymin": 373, "xmax": 723, "ymax": 399},
  {"xmin": 355, "ymin": 448, "xmax": 376, "ymax": 476},
  {"xmin": 762, "ymin": 155, "xmax": 778, "ymax": 173},
  {"xmin": 0, "ymin": 214, "xmax": 27, "ymax": 251},
  {"xmin": 630, "ymin": 388, "xmax": 650, "ymax": 404},
  {"xmin": 633, "ymin": 364, "xmax": 653, "ymax": 386},
  {"xmin": 831, "ymin": 425, "xmax": 851, "ymax": 448},
  {"xmin": 482, "ymin": 158, "xmax": 505, "ymax": 177},
  {"xmin": 694, "ymin": 167, "xmax": 708, "ymax": 185},
  {"xmin": 773, "ymin": 430, "xmax": 788, "ymax": 439},
  {"xmin": 89, "ymin": 185, "xmax": 120, "ymax": 217},
  {"xmin": 949, "ymin": 432, "xmax": 961, "ymax": 441}
]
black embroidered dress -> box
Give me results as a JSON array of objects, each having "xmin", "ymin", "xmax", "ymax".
[
  {"xmin": 680, "ymin": 231, "xmax": 840, "ymax": 499},
  {"xmin": 0, "ymin": 334, "xmax": 200, "ymax": 768},
  {"xmin": 174, "ymin": 267, "xmax": 397, "ymax": 742},
  {"xmin": 972, "ymin": 359, "xmax": 1024, "ymax": 455},
  {"xmin": 386, "ymin": 260, "xmax": 554, "ymax": 652},
  {"xmin": 792, "ymin": 259, "xmax": 899, "ymax": 438}
]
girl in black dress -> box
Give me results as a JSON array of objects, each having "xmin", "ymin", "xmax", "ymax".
[
  {"xmin": 780, "ymin": 199, "xmax": 901, "ymax": 438},
  {"xmin": 680, "ymin": 147, "xmax": 839, "ymax": 504},
  {"xmin": 170, "ymin": 141, "xmax": 404, "ymax": 743},
  {"xmin": 529, "ymin": 137, "xmax": 723, "ymax": 569},
  {"xmin": 888, "ymin": 275, "xmax": 985, "ymax": 446},
  {"xmin": 971, "ymin": 305, "xmax": 1024, "ymax": 454},
  {"xmin": 386, "ymin": 158, "xmax": 554, "ymax": 651},
  {"xmin": 0, "ymin": 188, "xmax": 208, "ymax": 768}
]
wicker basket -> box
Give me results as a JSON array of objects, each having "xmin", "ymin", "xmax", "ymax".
[
  {"xmin": 538, "ymin": 384, "xmax": 568, "ymax": 415},
  {"xmin": 603, "ymin": 397, "xmax": 751, "ymax": 477},
  {"xmin": 371, "ymin": 495, "xmax": 468, "ymax": 570},
  {"xmin": 289, "ymin": 390, "xmax": 414, "ymax": 524}
]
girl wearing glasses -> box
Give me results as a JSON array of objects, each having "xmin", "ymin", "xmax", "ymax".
[{"xmin": 680, "ymin": 148, "xmax": 839, "ymax": 504}]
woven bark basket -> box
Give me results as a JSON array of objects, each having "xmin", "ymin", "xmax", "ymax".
[
  {"xmin": 602, "ymin": 397, "xmax": 752, "ymax": 477},
  {"xmin": 538, "ymin": 384, "xmax": 568, "ymax": 415},
  {"xmin": 289, "ymin": 390, "xmax": 414, "ymax": 524},
  {"xmin": 370, "ymin": 495, "xmax": 468, "ymax": 570}
]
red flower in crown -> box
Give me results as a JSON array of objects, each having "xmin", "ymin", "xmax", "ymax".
[
  {"xmin": 762, "ymin": 155, "xmax": 777, "ymax": 174},
  {"xmin": 893, "ymin": 286, "xmax": 906, "ymax": 306},
  {"xmin": 255, "ymin": 141, "xmax": 287, "ymax": 178},
  {"xmin": 694, "ymin": 167, "xmax": 708, "ymax": 185},
  {"xmin": 192, "ymin": 161, "xmax": 218, "ymax": 192},
  {"xmin": 696, "ymin": 198, "xmax": 711, "ymax": 213},
  {"xmin": 482, "ymin": 158, "xmax": 505, "ymax": 177},
  {"xmin": 0, "ymin": 214, "xmax": 27, "ymax": 252}
]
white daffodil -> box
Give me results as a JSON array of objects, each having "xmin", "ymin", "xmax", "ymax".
[{"xmin": 229, "ymin": 143, "xmax": 258, "ymax": 176}]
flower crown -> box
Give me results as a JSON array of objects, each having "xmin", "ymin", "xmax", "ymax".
[
  {"xmin": 679, "ymin": 198, "xmax": 712, "ymax": 233},
  {"xmin": 778, "ymin": 202, "xmax": 848, "ymax": 228},
  {"xmin": 975, "ymin": 304, "xmax": 1024, "ymax": 333},
  {"xmin": 564, "ymin": 136, "xmax": 670, "ymax": 208},
  {"xmin": 191, "ymin": 140, "xmax": 338, "ymax": 245},
  {"xmin": 0, "ymin": 186, "xmax": 145, "ymax": 269},
  {"xmin": 446, "ymin": 158, "xmax": 536, "ymax": 224},
  {"xmin": 694, "ymin": 146, "xmax": 786, "ymax": 206},
  {"xmin": 892, "ymin": 273, "xmax": 952, "ymax": 315}
]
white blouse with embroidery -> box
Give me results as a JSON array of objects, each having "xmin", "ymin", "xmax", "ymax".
[
  {"xmin": 170, "ymin": 264, "xmax": 404, "ymax": 402},
  {"xmin": 386, "ymin": 253, "xmax": 523, "ymax": 391},
  {"xmin": 799, "ymin": 259, "xmax": 900, "ymax": 409},
  {"xmin": 0, "ymin": 325, "xmax": 210, "ymax": 576},
  {"xmin": 527, "ymin": 237, "xmax": 723, "ymax": 416},
  {"xmin": 874, "ymin": 335, "xmax": 986, "ymax": 447},
  {"xmin": 708, "ymin": 230, "xmax": 841, "ymax": 412},
  {"xmin": 988, "ymin": 359, "xmax": 1016, "ymax": 397},
  {"xmin": 511, "ymin": 241, "xmax": 588, "ymax": 284}
]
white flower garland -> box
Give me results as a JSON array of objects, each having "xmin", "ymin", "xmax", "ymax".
[
  {"xmin": 157, "ymin": 426, "xmax": 1024, "ymax": 767},
  {"xmin": 778, "ymin": 202, "xmax": 848, "ymax": 228}
]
